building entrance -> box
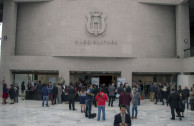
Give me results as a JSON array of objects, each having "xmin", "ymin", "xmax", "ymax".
[{"xmin": 70, "ymin": 71, "xmax": 121, "ymax": 87}]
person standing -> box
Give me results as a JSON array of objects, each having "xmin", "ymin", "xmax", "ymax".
[
  {"xmin": 36, "ymin": 81, "xmax": 43, "ymax": 100},
  {"xmin": 114, "ymin": 105, "xmax": 131, "ymax": 126},
  {"xmin": 2, "ymin": 83, "xmax": 8, "ymax": 104},
  {"xmin": 136, "ymin": 83, "xmax": 141, "ymax": 105},
  {"xmin": 93, "ymin": 85, "xmax": 100, "ymax": 107},
  {"xmin": 131, "ymin": 89, "xmax": 140, "ymax": 119},
  {"xmin": 125, "ymin": 83, "xmax": 131, "ymax": 94},
  {"xmin": 53, "ymin": 84, "xmax": 58, "ymax": 104},
  {"xmin": 182, "ymin": 86, "xmax": 190, "ymax": 109},
  {"xmin": 79, "ymin": 86, "xmax": 86, "ymax": 113},
  {"xmin": 102, "ymin": 84, "xmax": 108, "ymax": 94},
  {"xmin": 190, "ymin": 87, "xmax": 194, "ymax": 111},
  {"xmin": 9, "ymin": 84, "xmax": 15, "ymax": 104},
  {"xmin": 108, "ymin": 83, "xmax": 116, "ymax": 107},
  {"xmin": 95, "ymin": 88, "xmax": 108, "ymax": 121},
  {"xmin": 57, "ymin": 83, "xmax": 62, "ymax": 104},
  {"xmin": 177, "ymin": 85, "xmax": 182, "ymax": 94},
  {"xmin": 168, "ymin": 89, "xmax": 181, "ymax": 120},
  {"xmin": 179, "ymin": 93, "xmax": 185, "ymax": 117},
  {"xmin": 118, "ymin": 84, "xmax": 124, "ymax": 95},
  {"xmin": 85, "ymin": 84, "xmax": 94, "ymax": 119},
  {"xmin": 48, "ymin": 82, "xmax": 53, "ymax": 105},
  {"xmin": 14, "ymin": 83, "xmax": 19, "ymax": 103},
  {"xmin": 42, "ymin": 84, "xmax": 49, "ymax": 107},
  {"xmin": 119, "ymin": 88, "xmax": 132, "ymax": 116},
  {"xmin": 149, "ymin": 83, "xmax": 156, "ymax": 102},
  {"xmin": 68, "ymin": 83, "xmax": 76, "ymax": 110},
  {"xmin": 21, "ymin": 81, "xmax": 25, "ymax": 100}
]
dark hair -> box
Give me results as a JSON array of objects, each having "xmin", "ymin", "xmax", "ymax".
[
  {"xmin": 81, "ymin": 86, "xmax": 86, "ymax": 92},
  {"xmin": 120, "ymin": 105, "xmax": 126, "ymax": 109}
]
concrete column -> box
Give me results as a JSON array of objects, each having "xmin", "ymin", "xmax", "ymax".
[
  {"xmin": 0, "ymin": 70, "xmax": 13, "ymax": 94},
  {"xmin": 175, "ymin": 2, "xmax": 190, "ymax": 58},
  {"xmin": 177, "ymin": 75, "xmax": 194, "ymax": 89},
  {"xmin": 121, "ymin": 71, "xmax": 132, "ymax": 87},
  {"xmin": 1, "ymin": 0, "xmax": 17, "ymax": 56},
  {"xmin": 59, "ymin": 70, "xmax": 70, "ymax": 86}
]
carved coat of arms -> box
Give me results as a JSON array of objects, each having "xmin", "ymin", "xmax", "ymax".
[{"xmin": 86, "ymin": 10, "xmax": 106, "ymax": 36}]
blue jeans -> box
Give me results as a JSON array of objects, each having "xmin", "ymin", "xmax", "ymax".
[
  {"xmin": 42, "ymin": 96, "xmax": 48, "ymax": 107},
  {"xmin": 85, "ymin": 100, "xmax": 92, "ymax": 117},
  {"xmin": 138, "ymin": 98, "xmax": 140, "ymax": 105},
  {"xmin": 126, "ymin": 105, "xmax": 130, "ymax": 116},
  {"xmin": 97, "ymin": 106, "xmax": 106, "ymax": 121},
  {"xmin": 132, "ymin": 104, "xmax": 138, "ymax": 117}
]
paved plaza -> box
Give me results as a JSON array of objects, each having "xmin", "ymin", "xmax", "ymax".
[{"xmin": 0, "ymin": 99, "xmax": 194, "ymax": 126}]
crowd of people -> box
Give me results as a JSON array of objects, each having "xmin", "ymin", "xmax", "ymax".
[{"xmin": 2, "ymin": 80, "xmax": 194, "ymax": 125}]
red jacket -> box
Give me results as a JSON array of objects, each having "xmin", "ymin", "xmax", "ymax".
[{"xmin": 95, "ymin": 92, "xmax": 108, "ymax": 106}]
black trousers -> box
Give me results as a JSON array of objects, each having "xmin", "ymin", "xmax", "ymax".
[
  {"xmin": 191, "ymin": 99, "xmax": 194, "ymax": 110},
  {"xmin": 109, "ymin": 96, "xmax": 114, "ymax": 106},
  {"xmin": 69, "ymin": 98, "xmax": 75, "ymax": 110},
  {"xmin": 155, "ymin": 97, "xmax": 164, "ymax": 104},
  {"xmin": 170, "ymin": 106, "xmax": 181, "ymax": 119},
  {"xmin": 53, "ymin": 95, "xmax": 57, "ymax": 104}
]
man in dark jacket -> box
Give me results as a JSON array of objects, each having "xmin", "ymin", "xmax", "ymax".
[
  {"xmin": 53, "ymin": 84, "xmax": 58, "ymax": 104},
  {"xmin": 182, "ymin": 86, "xmax": 190, "ymax": 109},
  {"xmin": 114, "ymin": 105, "xmax": 131, "ymax": 126},
  {"xmin": 42, "ymin": 84, "xmax": 49, "ymax": 107},
  {"xmin": 36, "ymin": 81, "xmax": 43, "ymax": 100},
  {"xmin": 68, "ymin": 83, "xmax": 76, "ymax": 110},
  {"xmin": 118, "ymin": 84, "xmax": 124, "ymax": 94},
  {"xmin": 149, "ymin": 83, "xmax": 156, "ymax": 102},
  {"xmin": 125, "ymin": 83, "xmax": 131, "ymax": 94},
  {"xmin": 168, "ymin": 89, "xmax": 181, "ymax": 120}
]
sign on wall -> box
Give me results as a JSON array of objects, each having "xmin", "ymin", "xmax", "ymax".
[{"xmin": 91, "ymin": 77, "xmax": 99, "ymax": 87}]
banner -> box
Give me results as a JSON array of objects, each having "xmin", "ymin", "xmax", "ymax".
[
  {"xmin": 91, "ymin": 77, "xmax": 99, "ymax": 87},
  {"xmin": 49, "ymin": 77, "xmax": 56, "ymax": 85},
  {"xmin": 117, "ymin": 78, "xmax": 126, "ymax": 88}
]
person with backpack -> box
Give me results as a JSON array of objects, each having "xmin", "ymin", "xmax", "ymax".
[{"xmin": 95, "ymin": 88, "xmax": 108, "ymax": 121}]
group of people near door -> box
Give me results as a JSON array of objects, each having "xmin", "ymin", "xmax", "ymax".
[{"xmin": 65, "ymin": 82, "xmax": 141, "ymax": 126}]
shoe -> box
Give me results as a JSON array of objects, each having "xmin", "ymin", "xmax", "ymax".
[
  {"xmin": 179, "ymin": 117, "xmax": 182, "ymax": 121},
  {"xmin": 154, "ymin": 103, "xmax": 157, "ymax": 104},
  {"xmin": 181, "ymin": 116, "xmax": 184, "ymax": 117},
  {"xmin": 135, "ymin": 116, "xmax": 137, "ymax": 119},
  {"xmin": 69, "ymin": 108, "xmax": 71, "ymax": 110},
  {"xmin": 73, "ymin": 108, "xmax": 76, "ymax": 110},
  {"xmin": 170, "ymin": 118, "xmax": 175, "ymax": 120}
]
